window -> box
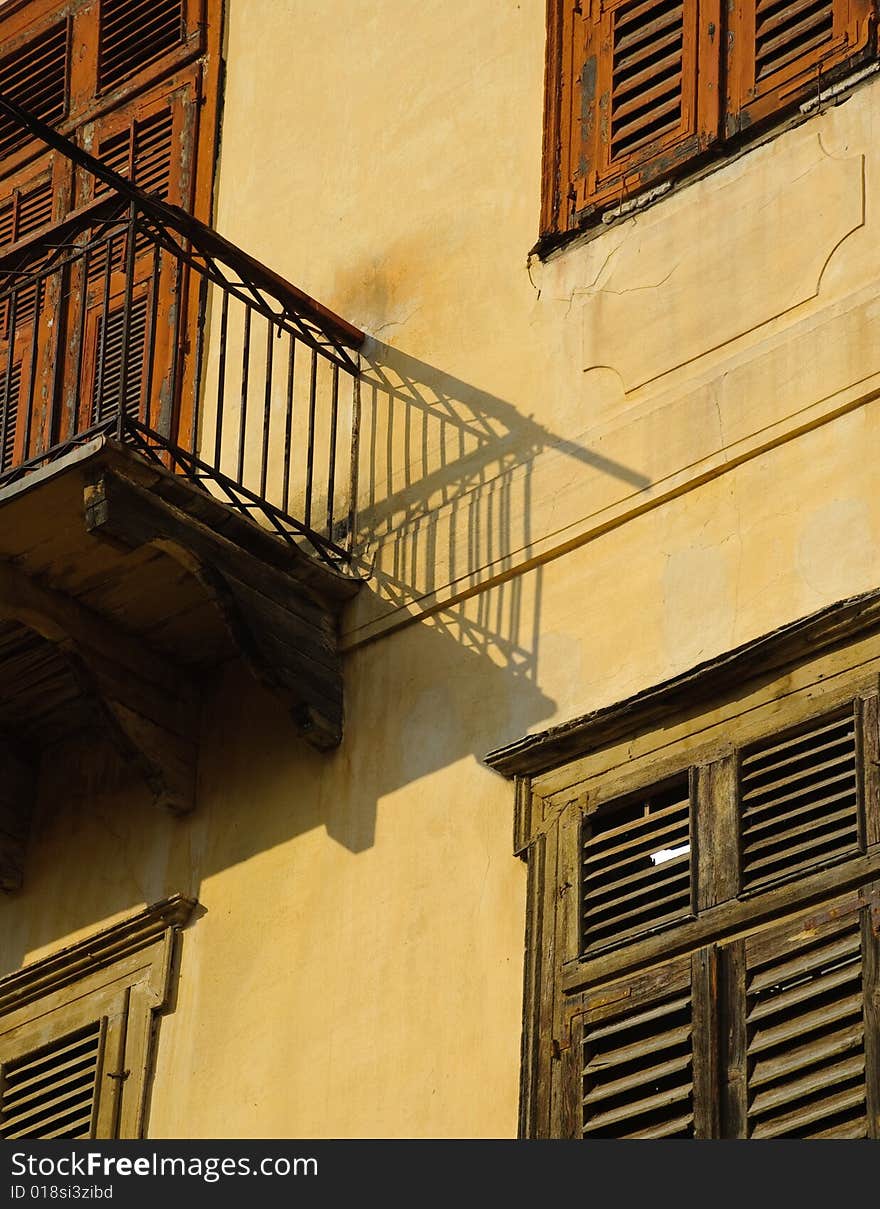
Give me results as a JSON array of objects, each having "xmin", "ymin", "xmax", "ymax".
[
  {"xmin": 487, "ymin": 589, "xmax": 880, "ymax": 1137},
  {"xmin": 542, "ymin": 0, "xmax": 876, "ymax": 236},
  {"xmin": 0, "ymin": 895, "xmax": 194, "ymax": 1139}
]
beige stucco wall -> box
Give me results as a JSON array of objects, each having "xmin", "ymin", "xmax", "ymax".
[{"xmin": 7, "ymin": 0, "xmax": 880, "ymax": 1137}]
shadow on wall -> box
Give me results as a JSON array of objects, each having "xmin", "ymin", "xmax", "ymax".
[{"xmin": 3, "ymin": 339, "xmax": 652, "ymax": 968}]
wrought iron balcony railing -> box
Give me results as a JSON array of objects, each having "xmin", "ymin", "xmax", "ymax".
[{"xmin": 0, "ymin": 93, "xmax": 363, "ymax": 567}]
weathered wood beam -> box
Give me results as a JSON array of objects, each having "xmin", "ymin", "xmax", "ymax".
[
  {"xmin": 0, "ymin": 561, "xmax": 200, "ymax": 816},
  {"xmin": 0, "ymin": 739, "xmax": 36, "ymax": 893},
  {"xmin": 84, "ymin": 470, "xmax": 347, "ymax": 750}
]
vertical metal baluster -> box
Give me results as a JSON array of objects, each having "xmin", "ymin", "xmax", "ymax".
[
  {"xmin": 167, "ymin": 249, "xmax": 184, "ymax": 441},
  {"xmin": 214, "ymin": 288, "xmax": 229, "ymax": 471},
  {"xmin": 326, "ymin": 361, "xmax": 339, "ymax": 537},
  {"xmin": 0, "ymin": 290, "xmax": 17, "ymax": 471},
  {"xmin": 347, "ymin": 359, "xmax": 361, "ymax": 557},
  {"xmin": 144, "ymin": 238, "xmax": 161, "ymax": 433},
  {"xmin": 73, "ymin": 243, "xmax": 89, "ymax": 435},
  {"xmin": 304, "ymin": 346, "xmax": 317, "ymax": 531},
  {"xmin": 23, "ymin": 268, "xmax": 42, "ymax": 461},
  {"xmin": 260, "ymin": 314, "xmax": 274, "ymax": 498},
  {"xmin": 282, "ymin": 331, "xmax": 295, "ymax": 515},
  {"xmin": 96, "ymin": 227, "xmax": 114, "ymax": 425},
  {"xmin": 116, "ymin": 200, "xmax": 138, "ymax": 440},
  {"xmin": 190, "ymin": 269, "xmax": 209, "ymax": 460},
  {"xmin": 237, "ymin": 304, "xmax": 251, "ymax": 484}
]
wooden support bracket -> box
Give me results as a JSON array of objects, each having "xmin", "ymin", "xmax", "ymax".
[
  {"xmin": 0, "ymin": 560, "xmax": 200, "ymax": 819},
  {"xmin": 84, "ymin": 470, "xmax": 348, "ymax": 751}
]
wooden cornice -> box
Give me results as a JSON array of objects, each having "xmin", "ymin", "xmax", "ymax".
[
  {"xmin": 485, "ymin": 586, "xmax": 880, "ymax": 779},
  {"xmin": 0, "ymin": 894, "xmax": 197, "ymax": 1016}
]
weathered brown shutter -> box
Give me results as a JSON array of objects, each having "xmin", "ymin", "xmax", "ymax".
[
  {"xmin": 0, "ymin": 20, "xmax": 70, "ymax": 165},
  {"xmin": 97, "ymin": 105, "xmax": 175, "ymax": 200},
  {"xmin": 726, "ymin": 0, "xmax": 875, "ymax": 135},
  {"xmin": 0, "ymin": 360, "xmax": 22, "ymax": 472},
  {"xmin": 0, "ymin": 177, "xmax": 56, "ymax": 250},
  {"xmin": 558, "ymin": 0, "xmax": 721, "ymax": 229},
  {"xmin": 580, "ymin": 953, "xmax": 698, "ymax": 1137},
  {"xmin": 0, "ymin": 1019, "xmax": 105, "ymax": 1140},
  {"xmin": 738, "ymin": 706, "xmax": 863, "ymax": 893},
  {"xmin": 581, "ymin": 774, "xmax": 694, "ymax": 953},
  {"xmin": 724, "ymin": 889, "xmax": 880, "ymax": 1138},
  {"xmin": 92, "ymin": 295, "xmax": 150, "ymax": 425},
  {"xmin": 98, "ymin": 0, "xmax": 185, "ymax": 94}
]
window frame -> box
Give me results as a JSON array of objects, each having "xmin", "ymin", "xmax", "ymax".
[
  {"xmin": 0, "ymin": 894, "xmax": 195, "ymax": 1140},
  {"xmin": 541, "ymin": 0, "xmax": 879, "ymax": 242},
  {"xmin": 488, "ymin": 588, "xmax": 880, "ymax": 1137}
]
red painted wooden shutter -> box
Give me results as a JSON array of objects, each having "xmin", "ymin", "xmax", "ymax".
[
  {"xmin": 726, "ymin": 0, "xmax": 875, "ymax": 134},
  {"xmin": 560, "ymin": 0, "xmax": 721, "ymax": 228},
  {"xmin": 97, "ymin": 0, "xmax": 186, "ymax": 95},
  {"xmin": 0, "ymin": 20, "xmax": 70, "ymax": 166}
]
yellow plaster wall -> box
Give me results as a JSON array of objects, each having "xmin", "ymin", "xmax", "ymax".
[{"xmin": 6, "ymin": 0, "xmax": 880, "ymax": 1138}]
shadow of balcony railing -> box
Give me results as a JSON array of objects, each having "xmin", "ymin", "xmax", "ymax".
[{"xmin": 0, "ymin": 93, "xmax": 363, "ymax": 567}]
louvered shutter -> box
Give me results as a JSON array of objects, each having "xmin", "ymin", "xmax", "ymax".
[
  {"xmin": 98, "ymin": 0, "xmax": 186, "ymax": 95},
  {"xmin": 0, "ymin": 20, "xmax": 70, "ymax": 166},
  {"xmin": 0, "ymin": 175, "xmax": 56, "ymax": 250},
  {"xmin": 0, "ymin": 1020, "xmax": 105, "ymax": 1140},
  {"xmin": 726, "ymin": 889, "xmax": 880, "ymax": 1138},
  {"xmin": 92, "ymin": 295, "xmax": 150, "ymax": 425},
  {"xmin": 726, "ymin": 0, "xmax": 875, "ymax": 134},
  {"xmin": 0, "ymin": 359, "xmax": 21, "ymax": 472},
  {"xmin": 738, "ymin": 706, "xmax": 864, "ymax": 893},
  {"xmin": 560, "ymin": 0, "xmax": 721, "ymax": 228},
  {"xmin": 581, "ymin": 774, "xmax": 694, "ymax": 953},
  {"xmin": 580, "ymin": 953, "xmax": 700, "ymax": 1137}
]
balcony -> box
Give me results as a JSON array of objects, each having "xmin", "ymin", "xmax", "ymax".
[{"xmin": 0, "ymin": 95, "xmax": 364, "ymax": 891}]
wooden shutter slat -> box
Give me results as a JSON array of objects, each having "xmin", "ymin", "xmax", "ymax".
[
  {"xmin": 583, "ymin": 1079, "xmax": 693, "ymax": 1132},
  {"xmin": 0, "ymin": 22, "xmax": 69, "ymax": 163},
  {"xmin": 582, "ymin": 776, "xmax": 692, "ymax": 953},
  {"xmin": 581, "ymin": 956, "xmax": 696, "ymax": 1138},
  {"xmin": 739, "ymin": 895, "xmax": 872, "ymax": 1138},
  {"xmin": 750, "ymin": 1021, "xmax": 864, "ymax": 1090},
  {"xmin": 584, "ymin": 869, "xmax": 691, "ymax": 932},
  {"xmin": 748, "ymin": 954, "xmax": 862, "ymax": 1022},
  {"xmin": 726, "ymin": 0, "xmax": 874, "ymax": 138},
  {"xmin": 741, "ymin": 748, "xmax": 856, "ymax": 806},
  {"xmin": 743, "ymin": 786, "xmax": 856, "ymax": 839},
  {"xmin": 585, "ymin": 847, "xmax": 689, "ymax": 899},
  {"xmin": 614, "ymin": 45, "xmax": 684, "ymax": 106},
  {"xmin": 749, "ymin": 919, "xmax": 860, "ymax": 991},
  {"xmin": 615, "ymin": 2, "xmax": 684, "ymax": 51},
  {"xmin": 739, "ymin": 708, "xmax": 862, "ymax": 891},
  {"xmin": 0, "ymin": 361, "xmax": 21, "ymax": 472},
  {"xmin": 751, "ymin": 1052, "xmax": 866, "ymax": 1121},
  {"xmin": 741, "ymin": 712, "xmax": 855, "ymax": 768},
  {"xmin": 583, "ymin": 1051, "xmax": 693, "ymax": 1104},
  {"xmin": 583, "ymin": 808, "xmax": 689, "ymax": 867},
  {"xmin": 2, "ymin": 1044, "xmax": 99, "ymax": 1103},
  {"xmin": 743, "ymin": 811, "xmax": 859, "ymax": 862},
  {"xmin": 751, "ymin": 1083, "xmax": 867, "ymax": 1138},
  {"xmin": 749, "ymin": 988, "xmax": 863, "ymax": 1055},
  {"xmin": 757, "ymin": 1, "xmax": 833, "ymax": 77},
  {"xmin": 584, "ymin": 1021, "xmax": 693, "ymax": 1071},
  {"xmin": 98, "ymin": 0, "xmax": 184, "ymax": 94},
  {"xmin": 0, "ymin": 1020, "xmax": 103, "ymax": 1141}
]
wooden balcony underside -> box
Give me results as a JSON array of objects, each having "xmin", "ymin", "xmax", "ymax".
[{"xmin": 0, "ymin": 438, "xmax": 360, "ymax": 891}]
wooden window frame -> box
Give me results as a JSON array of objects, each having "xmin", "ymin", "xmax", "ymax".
[
  {"xmin": 488, "ymin": 588, "xmax": 880, "ymax": 1137},
  {"xmin": 0, "ymin": 895, "xmax": 195, "ymax": 1140},
  {"xmin": 542, "ymin": 0, "xmax": 878, "ymax": 240}
]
